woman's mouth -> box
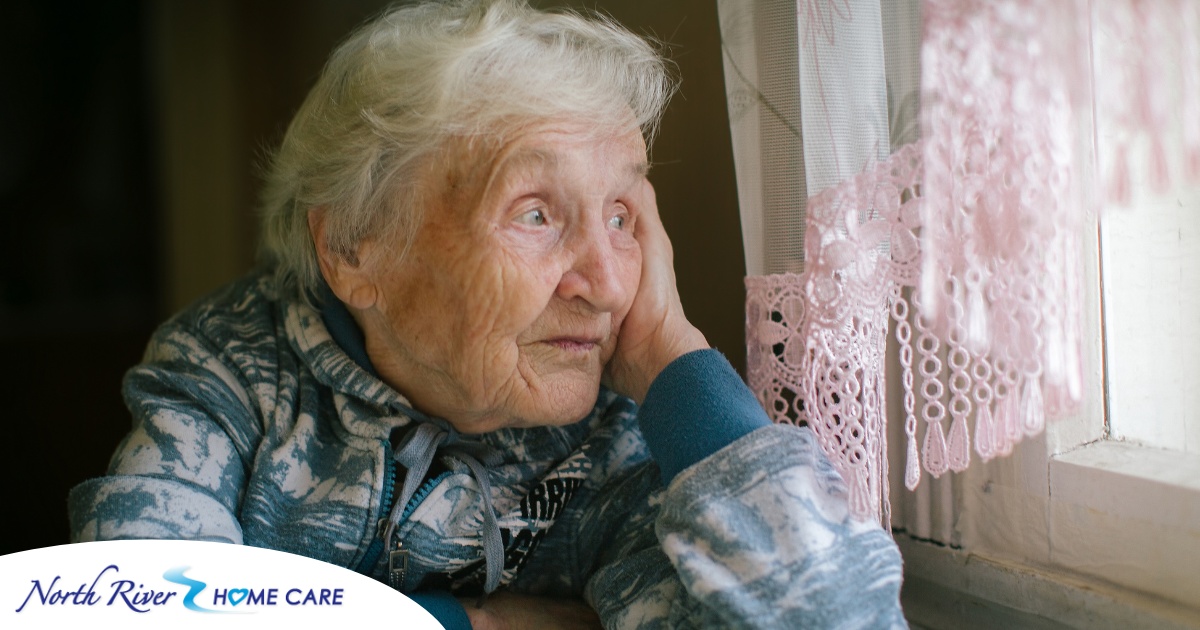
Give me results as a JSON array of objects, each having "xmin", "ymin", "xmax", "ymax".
[{"xmin": 544, "ymin": 337, "xmax": 601, "ymax": 352}]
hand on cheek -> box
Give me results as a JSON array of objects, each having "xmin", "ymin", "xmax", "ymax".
[{"xmin": 604, "ymin": 179, "xmax": 708, "ymax": 403}]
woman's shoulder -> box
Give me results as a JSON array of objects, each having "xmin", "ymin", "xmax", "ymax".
[
  {"xmin": 133, "ymin": 269, "xmax": 297, "ymax": 403},
  {"xmin": 158, "ymin": 268, "xmax": 284, "ymax": 342},
  {"xmin": 148, "ymin": 269, "xmax": 296, "ymax": 352}
]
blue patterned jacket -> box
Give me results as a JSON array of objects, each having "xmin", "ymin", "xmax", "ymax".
[{"xmin": 69, "ymin": 271, "xmax": 907, "ymax": 628}]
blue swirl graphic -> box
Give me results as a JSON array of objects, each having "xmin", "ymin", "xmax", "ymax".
[{"xmin": 162, "ymin": 566, "xmax": 226, "ymax": 614}]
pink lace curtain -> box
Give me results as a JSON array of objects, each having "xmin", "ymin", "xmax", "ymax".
[{"xmin": 720, "ymin": 0, "xmax": 1200, "ymax": 525}]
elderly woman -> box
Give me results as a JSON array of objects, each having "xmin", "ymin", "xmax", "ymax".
[{"xmin": 69, "ymin": 1, "xmax": 906, "ymax": 628}]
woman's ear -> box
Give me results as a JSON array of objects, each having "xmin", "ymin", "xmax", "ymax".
[{"xmin": 308, "ymin": 207, "xmax": 378, "ymax": 310}]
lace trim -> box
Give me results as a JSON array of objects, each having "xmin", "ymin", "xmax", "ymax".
[
  {"xmin": 743, "ymin": 0, "xmax": 1104, "ymax": 525},
  {"xmin": 747, "ymin": 114, "xmax": 1090, "ymax": 522}
]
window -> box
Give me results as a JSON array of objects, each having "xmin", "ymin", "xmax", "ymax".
[{"xmin": 895, "ymin": 10, "xmax": 1200, "ymax": 625}]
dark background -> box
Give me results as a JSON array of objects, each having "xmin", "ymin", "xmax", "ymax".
[{"xmin": 0, "ymin": 0, "xmax": 744, "ymax": 555}]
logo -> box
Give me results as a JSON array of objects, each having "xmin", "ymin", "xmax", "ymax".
[
  {"xmin": 15, "ymin": 564, "xmax": 346, "ymax": 615},
  {"xmin": 1, "ymin": 540, "xmax": 442, "ymax": 628}
]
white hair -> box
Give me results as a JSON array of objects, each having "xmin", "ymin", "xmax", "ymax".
[{"xmin": 258, "ymin": 0, "xmax": 676, "ymax": 300}]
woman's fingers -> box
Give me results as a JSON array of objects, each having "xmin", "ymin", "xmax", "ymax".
[
  {"xmin": 605, "ymin": 180, "xmax": 708, "ymax": 403},
  {"xmin": 633, "ymin": 179, "xmax": 672, "ymax": 267}
]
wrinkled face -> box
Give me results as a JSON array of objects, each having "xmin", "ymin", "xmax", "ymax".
[{"xmin": 356, "ymin": 123, "xmax": 647, "ymax": 433}]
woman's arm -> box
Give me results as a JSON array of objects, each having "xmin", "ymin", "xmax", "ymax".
[
  {"xmin": 585, "ymin": 423, "xmax": 908, "ymax": 629},
  {"xmin": 69, "ymin": 324, "xmax": 257, "ymax": 543},
  {"xmin": 583, "ymin": 349, "xmax": 907, "ymax": 628}
]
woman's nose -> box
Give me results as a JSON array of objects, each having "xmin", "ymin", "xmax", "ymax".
[{"xmin": 556, "ymin": 220, "xmax": 630, "ymax": 313}]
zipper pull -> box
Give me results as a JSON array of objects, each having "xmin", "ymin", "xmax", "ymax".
[{"xmin": 387, "ymin": 540, "xmax": 409, "ymax": 590}]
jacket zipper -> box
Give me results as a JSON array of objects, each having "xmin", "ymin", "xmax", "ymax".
[
  {"xmin": 354, "ymin": 438, "xmax": 451, "ymax": 590},
  {"xmin": 385, "ymin": 470, "xmax": 451, "ymax": 588},
  {"xmin": 354, "ymin": 439, "xmax": 396, "ymax": 575}
]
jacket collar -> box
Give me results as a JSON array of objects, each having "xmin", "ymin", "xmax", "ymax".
[{"xmin": 283, "ymin": 280, "xmax": 418, "ymax": 438}]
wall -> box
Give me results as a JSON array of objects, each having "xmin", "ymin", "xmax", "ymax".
[{"xmin": 0, "ymin": 0, "xmax": 160, "ymax": 556}]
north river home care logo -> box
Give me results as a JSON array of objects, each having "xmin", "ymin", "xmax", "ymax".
[
  {"xmin": 0, "ymin": 540, "xmax": 442, "ymax": 628},
  {"xmin": 15, "ymin": 564, "xmax": 346, "ymax": 614}
]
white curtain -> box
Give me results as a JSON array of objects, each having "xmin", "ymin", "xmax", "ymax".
[{"xmin": 719, "ymin": 0, "xmax": 1200, "ymax": 528}]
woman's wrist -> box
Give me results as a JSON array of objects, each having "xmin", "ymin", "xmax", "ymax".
[
  {"xmin": 609, "ymin": 324, "xmax": 709, "ymax": 404},
  {"xmin": 636, "ymin": 348, "xmax": 771, "ymax": 483}
]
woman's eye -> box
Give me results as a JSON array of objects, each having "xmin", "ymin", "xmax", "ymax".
[
  {"xmin": 515, "ymin": 207, "xmax": 547, "ymax": 226},
  {"xmin": 608, "ymin": 215, "xmax": 626, "ymax": 230}
]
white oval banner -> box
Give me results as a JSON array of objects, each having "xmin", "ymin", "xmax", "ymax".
[{"xmin": 1, "ymin": 540, "xmax": 444, "ymax": 629}]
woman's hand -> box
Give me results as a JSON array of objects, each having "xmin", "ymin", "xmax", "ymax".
[
  {"xmin": 605, "ymin": 179, "xmax": 709, "ymax": 403},
  {"xmin": 462, "ymin": 592, "xmax": 601, "ymax": 630}
]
